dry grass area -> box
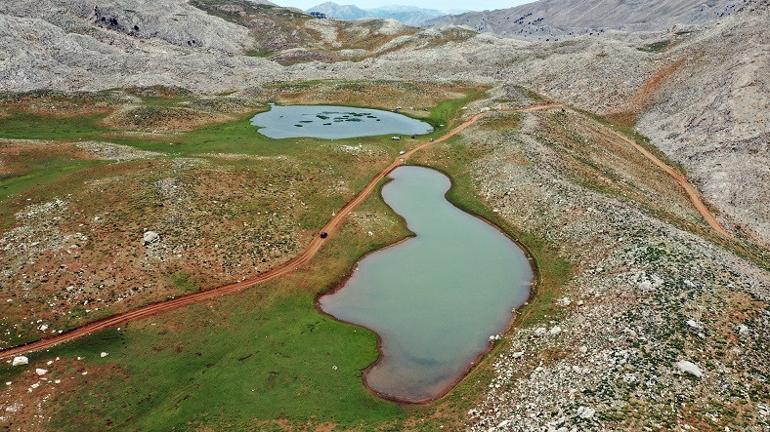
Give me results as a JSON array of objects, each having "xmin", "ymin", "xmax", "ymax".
[
  {"xmin": 0, "ymin": 141, "xmax": 90, "ymax": 177},
  {"xmin": 0, "ymin": 93, "xmax": 117, "ymax": 119}
]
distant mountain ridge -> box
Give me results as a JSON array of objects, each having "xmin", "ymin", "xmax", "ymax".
[
  {"xmin": 428, "ymin": 0, "xmax": 748, "ymax": 39},
  {"xmin": 307, "ymin": 2, "xmax": 445, "ymax": 25}
]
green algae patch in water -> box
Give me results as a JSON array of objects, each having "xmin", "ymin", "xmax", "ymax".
[
  {"xmin": 319, "ymin": 166, "xmax": 533, "ymax": 403},
  {"xmin": 250, "ymin": 104, "xmax": 433, "ymax": 139}
]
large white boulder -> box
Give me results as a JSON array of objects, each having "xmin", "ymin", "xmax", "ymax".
[
  {"xmin": 736, "ymin": 324, "xmax": 750, "ymax": 338},
  {"xmin": 676, "ymin": 360, "xmax": 704, "ymax": 378},
  {"xmin": 143, "ymin": 231, "xmax": 160, "ymax": 246},
  {"xmin": 11, "ymin": 356, "xmax": 28, "ymax": 366},
  {"xmin": 577, "ymin": 406, "xmax": 596, "ymax": 419}
]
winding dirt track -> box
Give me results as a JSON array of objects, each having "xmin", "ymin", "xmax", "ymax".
[
  {"xmin": 607, "ymin": 129, "xmax": 729, "ymax": 237},
  {"xmin": 0, "ymin": 102, "xmax": 725, "ymax": 360},
  {"xmin": 0, "ymin": 104, "xmax": 554, "ymax": 360}
]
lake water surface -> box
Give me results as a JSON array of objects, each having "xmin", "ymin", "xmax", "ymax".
[
  {"xmin": 319, "ymin": 166, "xmax": 533, "ymax": 402},
  {"xmin": 250, "ymin": 104, "xmax": 434, "ymax": 139}
]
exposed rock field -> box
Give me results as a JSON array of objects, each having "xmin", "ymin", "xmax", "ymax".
[{"xmin": 455, "ymin": 106, "xmax": 770, "ymax": 431}]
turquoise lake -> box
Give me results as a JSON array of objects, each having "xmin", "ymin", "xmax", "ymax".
[
  {"xmin": 319, "ymin": 166, "xmax": 533, "ymax": 402},
  {"xmin": 250, "ymin": 104, "xmax": 434, "ymax": 139}
]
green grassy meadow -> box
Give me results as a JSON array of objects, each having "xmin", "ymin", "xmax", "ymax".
[
  {"xmin": 39, "ymin": 190, "xmax": 411, "ymax": 432},
  {"xmin": 0, "ymin": 84, "xmax": 572, "ymax": 431}
]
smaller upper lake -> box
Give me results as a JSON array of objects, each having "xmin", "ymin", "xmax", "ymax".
[{"xmin": 250, "ymin": 104, "xmax": 434, "ymax": 139}]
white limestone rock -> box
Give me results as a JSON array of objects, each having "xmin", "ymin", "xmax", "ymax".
[
  {"xmin": 676, "ymin": 360, "xmax": 704, "ymax": 378},
  {"xmin": 11, "ymin": 356, "xmax": 28, "ymax": 366}
]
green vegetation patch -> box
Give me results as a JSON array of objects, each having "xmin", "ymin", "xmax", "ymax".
[
  {"xmin": 0, "ymin": 112, "xmax": 109, "ymax": 141},
  {"xmin": 35, "ymin": 186, "xmax": 411, "ymax": 432},
  {"xmin": 638, "ymin": 40, "xmax": 672, "ymax": 53},
  {"xmin": 170, "ymin": 272, "xmax": 198, "ymax": 293},
  {"xmin": 0, "ymin": 157, "xmax": 100, "ymax": 203},
  {"xmin": 245, "ymin": 47, "xmax": 273, "ymax": 58}
]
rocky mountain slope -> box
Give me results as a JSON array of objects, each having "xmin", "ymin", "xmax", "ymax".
[
  {"xmin": 0, "ymin": 0, "xmax": 424, "ymax": 86},
  {"xmin": 428, "ymin": 0, "xmax": 753, "ymax": 40},
  {"xmin": 633, "ymin": 12, "xmax": 770, "ymax": 247},
  {"xmin": 307, "ymin": 2, "xmax": 445, "ymax": 25},
  {"xmin": 450, "ymin": 94, "xmax": 770, "ymax": 432}
]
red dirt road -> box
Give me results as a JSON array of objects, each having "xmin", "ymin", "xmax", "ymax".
[
  {"xmin": 1, "ymin": 102, "xmax": 724, "ymax": 360},
  {"xmin": 0, "ymin": 104, "xmax": 556, "ymax": 360},
  {"xmin": 608, "ymin": 129, "xmax": 730, "ymax": 237}
]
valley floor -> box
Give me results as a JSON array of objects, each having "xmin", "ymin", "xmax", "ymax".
[{"xmin": 0, "ymin": 81, "xmax": 768, "ymax": 431}]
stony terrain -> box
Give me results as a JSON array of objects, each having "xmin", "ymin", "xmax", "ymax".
[{"xmin": 449, "ymin": 102, "xmax": 770, "ymax": 432}]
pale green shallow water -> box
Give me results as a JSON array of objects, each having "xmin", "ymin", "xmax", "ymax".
[
  {"xmin": 250, "ymin": 104, "xmax": 433, "ymax": 139},
  {"xmin": 319, "ymin": 166, "xmax": 533, "ymax": 402}
]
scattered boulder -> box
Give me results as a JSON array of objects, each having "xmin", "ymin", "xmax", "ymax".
[
  {"xmin": 686, "ymin": 319, "xmax": 702, "ymax": 330},
  {"xmin": 100, "ymin": 352, "xmax": 109, "ymax": 358},
  {"xmin": 686, "ymin": 320, "xmax": 706, "ymax": 338},
  {"xmin": 736, "ymin": 324, "xmax": 750, "ymax": 338},
  {"xmin": 639, "ymin": 280, "xmax": 653, "ymax": 290},
  {"xmin": 35, "ymin": 368, "xmax": 48, "ymax": 376},
  {"xmin": 11, "ymin": 356, "xmax": 28, "ymax": 366},
  {"xmin": 4, "ymin": 402, "xmax": 21, "ymax": 413},
  {"xmin": 143, "ymin": 231, "xmax": 160, "ymax": 246},
  {"xmin": 675, "ymin": 360, "xmax": 704, "ymax": 378},
  {"xmin": 576, "ymin": 406, "xmax": 595, "ymax": 419}
]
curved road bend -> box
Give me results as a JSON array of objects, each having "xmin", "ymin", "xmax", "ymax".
[{"xmin": 607, "ymin": 129, "xmax": 729, "ymax": 237}]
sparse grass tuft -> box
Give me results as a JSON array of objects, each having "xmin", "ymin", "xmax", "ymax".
[{"xmin": 639, "ymin": 40, "xmax": 672, "ymax": 53}]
